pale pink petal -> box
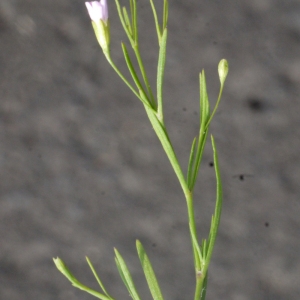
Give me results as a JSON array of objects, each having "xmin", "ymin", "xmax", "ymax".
[{"xmin": 85, "ymin": 1, "xmax": 108, "ymax": 22}]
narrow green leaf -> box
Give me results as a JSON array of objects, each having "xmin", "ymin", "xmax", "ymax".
[
  {"xmin": 121, "ymin": 43, "xmax": 151, "ymax": 108},
  {"xmin": 54, "ymin": 257, "xmax": 81, "ymax": 285},
  {"xmin": 188, "ymin": 71, "xmax": 210, "ymax": 191},
  {"xmin": 123, "ymin": 6, "xmax": 133, "ymax": 36},
  {"xmin": 199, "ymin": 70, "xmax": 210, "ymax": 130},
  {"xmin": 156, "ymin": 28, "xmax": 168, "ymax": 123},
  {"xmin": 144, "ymin": 106, "xmax": 189, "ymax": 197},
  {"xmin": 201, "ymin": 239, "xmax": 208, "ymax": 259},
  {"xmin": 115, "ymin": 0, "xmax": 135, "ymax": 45},
  {"xmin": 190, "ymin": 228, "xmax": 204, "ymax": 267},
  {"xmin": 203, "ymin": 135, "xmax": 223, "ymax": 275},
  {"xmin": 132, "ymin": 0, "xmax": 138, "ymax": 42},
  {"xmin": 129, "ymin": 0, "xmax": 134, "ymax": 30},
  {"xmin": 53, "ymin": 257, "xmax": 113, "ymax": 300},
  {"xmin": 149, "ymin": 0, "xmax": 162, "ymax": 44},
  {"xmin": 121, "ymin": 42, "xmax": 142, "ymax": 90},
  {"xmin": 72, "ymin": 281, "xmax": 112, "ymax": 300},
  {"xmin": 114, "ymin": 258, "xmax": 128, "ymax": 291},
  {"xmin": 114, "ymin": 249, "xmax": 141, "ymax": 300},
  {"xmin": 86, "ymin": 257, "xmax": 113, "ymax": 299},
  {"xmin": 131, "ymin": 44, "xmax": 155, "ymax": 107},
  {"xmin": 188, "ymin": 130, "xmax": 208, "ymax": 191},
  {"xmin": 136, "ymin": 240, "xmax": 164, "ymax": 300},
  {"xmin": 163, "ymin": 0, "xmax": 169, "ymax": 30},
  {"xmin": 187, "ymin": 137, "xmax": 197, "ymax": 186},
  {"xmin": 106, "ymin": 55, "xmax": 145, "ymax": 103}
]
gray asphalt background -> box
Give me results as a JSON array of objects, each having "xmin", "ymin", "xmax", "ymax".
[{"xmin": 0, "ymin": 0, "xmax": 300, "ymax": 299}]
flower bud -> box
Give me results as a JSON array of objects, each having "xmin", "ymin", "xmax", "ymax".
[
  {"xmin": 218, "ymin": 59, "xmax": 229, "ymax": 86},
  {"xmin": 85, "ymin": 1, "xmax": 110, "ymax": 54}
]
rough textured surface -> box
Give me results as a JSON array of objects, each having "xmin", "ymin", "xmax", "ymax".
[{"xmin": 0, "ymin": 0, "xmax": 300, "ymax": 299}]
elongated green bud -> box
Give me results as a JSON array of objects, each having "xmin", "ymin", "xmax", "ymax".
[{"xmin": 218, "ymin": 59, "xmax": 229, "ymax": 86}]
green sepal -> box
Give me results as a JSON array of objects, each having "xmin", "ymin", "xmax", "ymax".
[{"xmin": 91, "ymin": 20, "xmax": 110, "ymax": 55}]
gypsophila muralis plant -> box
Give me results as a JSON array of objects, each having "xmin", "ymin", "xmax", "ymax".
[{"xmin": 53, "ymin": 1, "xmax": 229, "ymax": 300}]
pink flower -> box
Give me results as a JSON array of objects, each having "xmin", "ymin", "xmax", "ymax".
[{"xmin": 85, "ymin": 0, "xmax": 108, "ymax": 22}]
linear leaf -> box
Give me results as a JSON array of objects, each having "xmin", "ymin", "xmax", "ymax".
[
  {"xmin": 201, "ymin": 239, "xmax": 208, "ymax": 259},
  {"xmin": 72, "ymin": 281, "xmax": 112, "ymax": 300},
  {"xmin": 188, "ymin": 71, "xmax": 210, "ymax": 191},
  {"xmin": 114, "ymin": 249, "xmax": 141, "ymax": 300},
  {"xmin": 132, "ymin": 0, "xmax": 138, "ymax": 42},
  {"xmin": 156, "ymin": 28, "xmax": 168, "ymax": 122},
  {"xmin": 190, "ymin": 228, "xmax": 204, "ymax": 267},
  {"xmin": 121, "ymin": 43, "xmax": 150, "ymax": 108},
  {"xmin": 163, "ymin": 0, "xmax": 169, "ymax": 30},
  {"xmin": 136, "ymin": 240, "xmax": 164, "ymax": 300},
  {"xmin": 203, "ymin": 135, "xmax": 223, "ymax": 275},
  {"xmin": 188, "ymin": 130, "xmax": 208, "ymax": 191},
  {"xmin": 129, "ymin": 0, "xmax": 134, "ymax": 28},
  {"xmin": 144, "ymin": 106, "xmax": 188, "ymax": 195},
  {"xmin": 187, "ymin": 137, "xmax": 197, "ymax": 186},
  {"xmin": 149, "ymin": 0, "xmax": 162, "ymax": 44},
  {"xmin": 86, "ymin": 257, "xmax": 113, "ymax": 299},
  {"xmin": 53, "ymin": 257, "xmax": 113, "ymax": 300},
  {"xmin": 199, "ymin": 70, "xmax": 210, "ymax": 131},
  {"xmin": 122, "ymin": 6, "xmax": 133, "ymax": 36},
  {"xmin": 115, "ymin": 0, "xmax": 135, "ymax": 45}
]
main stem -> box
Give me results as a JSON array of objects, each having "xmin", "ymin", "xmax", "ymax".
[
  {"xmin": 107, "ymin": 53, "xmax": 206, "ymax": 300},
  {"xmin": 174, "ymin": 172, "xmax": 205, "ymax": 300},
  {"xmin": 185, "ymin": 191, "xmax": 205, "ymax": 300},
  {"xmin": 144, "ymin": 106, "xmax": 203, "ymax": 300}
]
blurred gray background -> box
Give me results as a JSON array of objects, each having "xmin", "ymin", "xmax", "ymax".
[{"xmin": 0, "ymin": 0, "xmax": 300, "ymax": 299}]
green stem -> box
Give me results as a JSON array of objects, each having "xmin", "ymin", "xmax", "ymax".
[
  {"xmin": 205, "ymin": 83, "xmax": 224, "ymax": 131},
  {"xmin": 186, "ymin": 191, "xmax": 200, "ymax": 270},
  {"xmin": 195, "ymin": 276, "xmax": 204, "ymax": 300},
  {"xmin": 106, "ymin": 56, "xmax": 139, "ymax": 98},
  {"xmin": 106, "ymin": 55, "xmax": 152, "ymax": 108},
  {"xmin": 144, "ymin": 105, "xmax": 201, "ymax": 298}
]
